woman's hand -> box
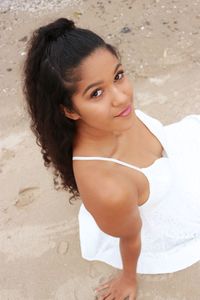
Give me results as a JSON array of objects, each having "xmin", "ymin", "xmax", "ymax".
[{"xmin": 95, "ymin": 271, "xmax": 137, "ymax": 300}]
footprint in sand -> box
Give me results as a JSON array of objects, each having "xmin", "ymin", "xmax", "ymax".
[
  {"xmin": 0, "ymin": 148, "xmax": 15, "ymax": 170},
  {"xmin": 14, "ymin": 187, "xmax": 39, "ymax": 208},
  {"xmin": 0, "ymin": 148, "xmax": 15, "ymax": 161}
]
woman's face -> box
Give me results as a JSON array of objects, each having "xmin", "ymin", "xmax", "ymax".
[{"xmin": 65, "ymin": 48, "xmax": 135, "ymax": 135}]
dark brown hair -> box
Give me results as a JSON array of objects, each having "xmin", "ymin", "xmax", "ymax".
[{"xmin": 23, "ymin": 18, "xmax": 119, "ymax": 202}]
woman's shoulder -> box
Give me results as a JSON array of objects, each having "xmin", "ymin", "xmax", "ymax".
[
  {"xmin": 75, "ymin": 159, "xmax": 142, "ymax": 237},
  {"xmin": 73, "ymin": 159, "xmax": 139, "ymax": 211}
]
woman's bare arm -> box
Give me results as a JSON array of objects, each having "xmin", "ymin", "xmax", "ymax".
[
  {"xmin": 91, "ymin": 178, "xmax": 142, "ymax": 279},
  {"xmin": 80, "ymin": 168, "xmax": 142, "ymax": 299},
  {"xmin": 120, "ymin": 230, "xmax": 141, "ymax": 279}
]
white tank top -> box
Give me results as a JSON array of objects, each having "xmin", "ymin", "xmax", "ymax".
[{"xmin": 72, "ymin": 109, "xmax": 200, "ymax": 274}]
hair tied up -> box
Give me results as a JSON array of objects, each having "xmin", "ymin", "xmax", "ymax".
[
  {"xmin": 38, "ymin": 18, "xmax": 75, "ymax": 41},
  {"xmin": 24, "ymin": 17, "xmax": 118, "ymax": 201}
]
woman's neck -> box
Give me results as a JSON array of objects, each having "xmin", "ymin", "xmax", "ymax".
[{"xmin": 73, "ymin": 116, "xmax": 139, "ymax": 157}]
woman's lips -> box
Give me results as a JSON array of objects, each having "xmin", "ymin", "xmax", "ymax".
[{"xmin": 116, "ymin": 105, "xmax": 132, "ymax": 117}]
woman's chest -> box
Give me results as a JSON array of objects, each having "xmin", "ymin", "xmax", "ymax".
[{"xmin": 112, "ymin": 120, "xmax": 164, "ymax": 170}]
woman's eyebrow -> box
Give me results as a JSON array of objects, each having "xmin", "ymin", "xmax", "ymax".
[
  {"xmin": 82, "ymin": 62, "xmax": 122, "ymax": 96},
  {"xmin": 82, "ymin": 80, "xmax": 103, "ymax": 96}
]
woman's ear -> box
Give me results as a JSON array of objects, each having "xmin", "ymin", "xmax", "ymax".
[{"xmin": 60, "ymin": 104, "xmax": 80, "ymax": 120}]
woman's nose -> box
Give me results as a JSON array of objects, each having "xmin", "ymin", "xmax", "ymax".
[{"xmin": 111, "ymin": 86, "xmax": 127, "ymax": 106}]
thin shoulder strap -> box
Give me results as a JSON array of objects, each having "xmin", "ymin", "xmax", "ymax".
[{"xmin": 72, "ymin": 156, "xmax": 141, "ymax": 172}]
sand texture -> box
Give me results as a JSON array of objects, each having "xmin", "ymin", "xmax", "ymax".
[{"xmin": 0, "ymin": 0, "xmax": 200, "ymax": 299}]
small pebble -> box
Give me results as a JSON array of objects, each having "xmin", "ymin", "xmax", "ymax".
[
  {"xmin": 19, "ymin": 36, "xmax": 28, "ymax": 42},
  {"xmin": 120, "ymin": 26, "xmax": 131, "ymax": 33}
]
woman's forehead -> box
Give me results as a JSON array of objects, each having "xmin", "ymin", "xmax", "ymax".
[{"xmin": 77, "ymin": 48, "xmax": 120, "ymax": 84}]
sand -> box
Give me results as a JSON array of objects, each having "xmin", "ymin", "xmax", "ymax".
[{"xmin": 0, "ymin": 0, "xmax": 200, "ymax": 299}]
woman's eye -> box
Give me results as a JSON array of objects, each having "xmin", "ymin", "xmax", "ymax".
[
  {"xmin": 115, "ymin": 71, "xmax": 124, "ymax": 81},
  {"xmin": 91, "ymin": 89, "xmax": 103, "ymax": 98}
]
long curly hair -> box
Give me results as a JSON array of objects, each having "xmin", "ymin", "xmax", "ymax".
[{"xmin": 23, "ymin": 18, "xmax": 119, "ymax": 202}]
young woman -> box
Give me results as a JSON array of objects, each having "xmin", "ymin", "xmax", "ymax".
[{"xmin": 23, "ymin": 18, "xmax": 200, "ymax": 300}]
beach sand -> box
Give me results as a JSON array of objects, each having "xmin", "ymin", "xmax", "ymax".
[{"xmin": 0, "ymin": 0, "xmax": 200, "ymax": 299}]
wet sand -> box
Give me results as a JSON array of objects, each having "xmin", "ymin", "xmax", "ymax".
[{"xmin": 0, "ymin": 0, "xmax": 200, "ymax": 299}]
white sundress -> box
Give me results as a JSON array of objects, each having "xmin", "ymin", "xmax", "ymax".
[{"xmin": 73, "ymin": 109, "xmax": 200, "ymax": 274}]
